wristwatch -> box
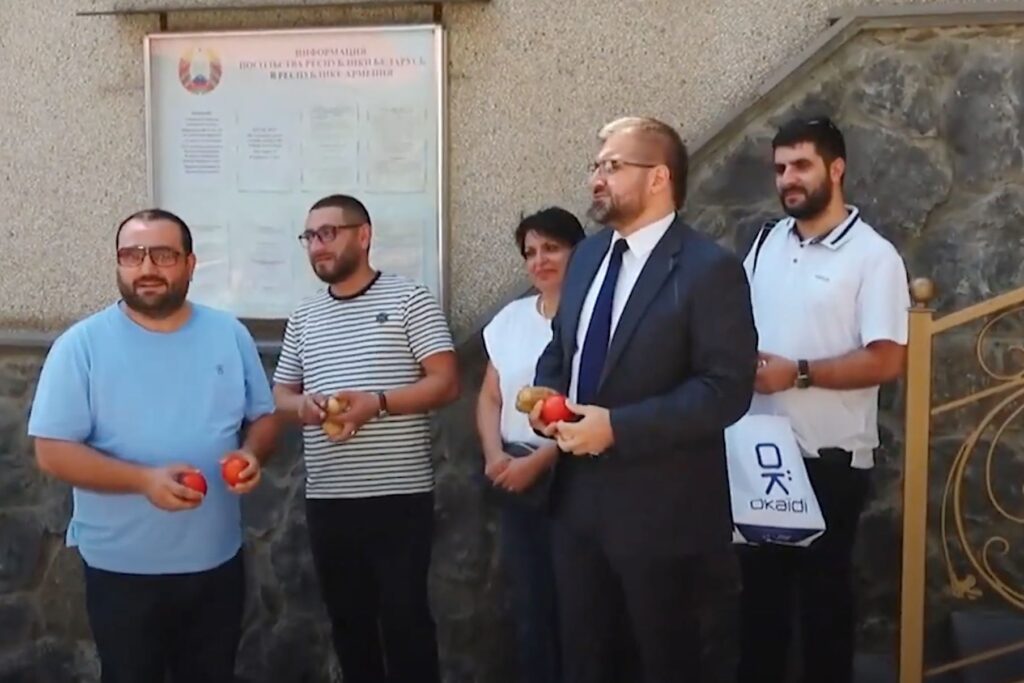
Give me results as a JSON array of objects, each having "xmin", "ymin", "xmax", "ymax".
[
  {"xmin": 795, "ymin": 360, "xmax": 812, "ymax": 389},
  {"xmin": 376, "ymin": 391, "xmax": 389, "ymax": 418}
]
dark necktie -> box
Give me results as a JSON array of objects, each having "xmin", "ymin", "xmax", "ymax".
[{"xmin": 577, "ymin": 238, "xmax": 629, "ymax": 405}]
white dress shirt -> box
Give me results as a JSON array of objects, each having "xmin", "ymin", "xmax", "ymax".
[{"xmin": 569, "ymin": 212, "xmax": 676, "ymax": 402}]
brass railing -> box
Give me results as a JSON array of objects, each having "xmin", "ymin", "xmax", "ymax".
[{"xmin": 900, "ymin": 278, "xmax": 1024, "ymax": 683}]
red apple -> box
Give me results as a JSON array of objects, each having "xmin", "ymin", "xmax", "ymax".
[
  {"xmin": 221, "ymin": 454, "xmax": 249, "ymax": 487},
  {"xmin": 540, "ymin": 394, "xmax": 577, "ymax": 424},
  {"xmin": 176, "ymin": 470, "xmax": 207, "ymax": 496}
]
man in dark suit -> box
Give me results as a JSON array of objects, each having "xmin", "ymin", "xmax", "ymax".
[{"xmin": 529, "ymin": 116, "xmax": 759, "ymax": 683}]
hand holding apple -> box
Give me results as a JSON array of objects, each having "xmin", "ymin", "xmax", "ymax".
[
  {"xmin": 221, "ymin": 450, "xmax": 261, "ymax": 494},
  {"xmin": 175, "ymin": 470, "xmax": 207, "ymax": 495},
  {"xmin": 141, "ymin": 464, "xmax": 204, "ymax": 511},
  {"xmin": 554, "ymin": 401, "xmax": 615, "ymax": 457}
]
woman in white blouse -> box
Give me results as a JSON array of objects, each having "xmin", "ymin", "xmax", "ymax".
[{"xmin": 477, "ymin": 206, "xmax": 585, "ymax": 683}]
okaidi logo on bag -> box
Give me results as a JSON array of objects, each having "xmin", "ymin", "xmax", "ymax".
[
  {"xmin": 725, "ymin": 412, "xmax": 825, "ymax": 547},
  {"xmin": 750, "ymin": 442, "xmax": 808, "ymax": 513}
]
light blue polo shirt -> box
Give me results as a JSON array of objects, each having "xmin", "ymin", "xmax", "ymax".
[{"xmin": 27, "ymin": 302, "xmax": 275, "ymax": 575}]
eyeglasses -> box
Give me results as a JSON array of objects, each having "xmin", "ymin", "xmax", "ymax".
[
  {"xmin": 588, "ymin": 158, "xmax": 658, "ymax": 177},
  {"xmin": 116, "ymin": 246, "xmax": 183, "ymax": 267},
  {"xmin": 298, "ymin": 223, "xmax": 364, "ymax": 247}
]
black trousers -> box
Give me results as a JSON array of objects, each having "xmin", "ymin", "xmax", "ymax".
[
  {"xmin": 552, "ymin": 518, "xmax": 729, "ymax": 683},
  {"xmin": 83, "ymin": 550, "xmax": 245, "ymax": 683},
  {"xmin": 737, "ymin": 454, "xmax": 871, "ymax": 683},
  {"xmin": 305, "ymin": 492, "xmax": 440, "ymax": 683}
]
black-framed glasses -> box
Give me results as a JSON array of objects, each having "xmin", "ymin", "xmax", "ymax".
[
  {"xmin": 588, "ymin": 158, "xmax": 658, "ymax": 177},
  {"xmin": 298, "ymin": 223, "xmax": 364, "ymax": 247},
  {"xmin": 116, "ymin": 246, "xmax": 183, "ymax": 267}
]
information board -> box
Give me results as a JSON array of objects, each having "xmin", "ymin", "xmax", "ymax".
[{"xmin": 145, "ymin": 25, "xmax": 446, "ymax": 318}]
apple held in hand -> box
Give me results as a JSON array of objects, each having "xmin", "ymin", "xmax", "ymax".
[
  {"xmin": 176, "ymin": 470, "xmax": 207, "ymax": 496},
  {"xmin": 221, "ymin": 453, "xmax": 249, "ymax": 487},
  {"xmin": 540, "ymin": 394, "xmax": 579, "ymax": 425}
]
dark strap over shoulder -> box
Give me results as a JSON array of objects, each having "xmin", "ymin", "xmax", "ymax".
[{"xmin": 751, "ymin": 218, "xmax": 780, "ymax": 275}]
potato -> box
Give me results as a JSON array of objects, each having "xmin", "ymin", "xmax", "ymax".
[
  {"xmin": 326, "ymin": 396, "xmax": 350, "ymax": 415},
  {"xmin": 322, "ymin": 420, "xmax": 345, "ymax": 439},
  {"xmin": 322, "ymin": 396, "xmax": 352, "ymax": 438},
  {"xmin": 514, "ymin": 385, "xmax": 560, "ymax": 413}
]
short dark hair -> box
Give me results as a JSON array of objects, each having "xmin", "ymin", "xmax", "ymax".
[
  {"xmin": 598, "ymin": 116, "xmax": 689, "ymax": 209},
  {"xmin": 772, "ymin": 116, "xmax": 847, "ymax": 165},
  {"xmin": 514, "ymin": 207, "xmax": 586, "ymax": 257},
  {"xmin": 115, "ymin": 209, "xmax": 193, "ymax": 254},
  {"xmin": 309, "ymin": 194, "xmax": 372, "ymax": 225}
]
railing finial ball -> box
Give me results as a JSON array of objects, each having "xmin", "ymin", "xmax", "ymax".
[{"xmin": 910, "ymin": 277, "xmax": 936, "ymax": 306}]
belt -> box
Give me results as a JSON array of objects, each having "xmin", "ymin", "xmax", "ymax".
[
  {"xmin": 817, "ymin": 447, "xmax": 853, "ymax": 466},
  {"xmin": 810, "ymin": 447, "xmax": 874, "ymax": 467}
]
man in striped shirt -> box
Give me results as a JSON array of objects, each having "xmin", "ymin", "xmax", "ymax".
[{"xmin": 272, "ymin": 194, "xmax": 459, "ymax": 683}]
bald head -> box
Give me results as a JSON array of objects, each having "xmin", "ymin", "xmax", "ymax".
[{"xmin": 598, "ymin": 117, "xmax": 689, "ymax": 208}]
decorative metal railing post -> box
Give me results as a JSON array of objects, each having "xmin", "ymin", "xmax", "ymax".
[{"xmin": 900, "ymin": 277, "xmax": 936, "ymax": 683}]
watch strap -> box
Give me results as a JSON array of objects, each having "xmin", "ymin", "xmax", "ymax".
[{"xmin": 797, "ymin": 359, "xmax": 811, "ymax": 388}]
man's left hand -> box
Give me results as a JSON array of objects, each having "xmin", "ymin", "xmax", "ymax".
[
  {"xmin": 328, "ymin": 390, "xmax": 379, "ymax": 441},
  {"xmin": 755, "ymin": 352, "xmax": 798, "ymax": 394},
  {"xmin": 222, "ymin": 449, "xmax": 261, "ymax": 495},
  {"xmin": 554, "ymin": 401, "xmax": 614, "ymax": 457}
]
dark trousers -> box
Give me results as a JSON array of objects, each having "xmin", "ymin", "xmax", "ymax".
[
  {"xmin": 738, "ymin": 455, "xmax": 871, "ymax": 683},
  {"xmin": 83, "ymin": 550, "xmax": 245, "ymax": 683},
  {"xmin": 305, "ymin": 493, "xmax": 440, "ymax": 683},
  {"xmin": 499, "ymin": 500, "xmax": 562, "ymax": 683},
  {"xmin": 552, "ymin": 520, "xmax": 721, "ymax": 683}
]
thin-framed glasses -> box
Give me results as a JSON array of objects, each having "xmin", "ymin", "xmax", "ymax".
[
  {"xmin": 116, "ymin": 246, "xmax": 183, "ymax": 267},
  {"xmin": 588, "ymin": 158, "xmax": 658, "ymax": 177},
  {"xmin": 298, "ymin": 223, "xmax": 364, "ymax": 247}
]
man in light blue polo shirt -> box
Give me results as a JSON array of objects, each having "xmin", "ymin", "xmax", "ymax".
[{"xmin": 28, "ymin": 208, "xmax": 278, "ymax": 683}]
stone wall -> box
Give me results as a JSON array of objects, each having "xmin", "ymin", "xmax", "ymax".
[{"xmin": 685, "ymin": 24, "xmax": 1024, "ymax": 669}]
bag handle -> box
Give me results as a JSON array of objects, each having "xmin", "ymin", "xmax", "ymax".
[{"xmin": 751, "ymin": 218, "xmax": 780, "ymax": 276}]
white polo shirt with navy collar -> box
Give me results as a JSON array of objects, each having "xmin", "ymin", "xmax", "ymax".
[{"xmin": 742, "ymin": 206, "xmax": 910, "ymax": 469}]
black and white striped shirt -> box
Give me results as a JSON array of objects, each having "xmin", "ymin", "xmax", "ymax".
[{"xmin": 273, "ymin": 273, "xmax": 455, "ymax": 498}]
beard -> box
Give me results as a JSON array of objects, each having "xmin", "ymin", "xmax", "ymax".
[
  {"xmin": 117, "ymin": 275, "xmax": 188, "ymax": 319},
  {"xmin": 587, "ymin": 192, "xmax": 639, "ymax": 225},
  {"xmin": 779, "ymin": 180, "xmax": 833, "ymax": 220},
  {"xmin": 312, "ymin": 249, "xmax": 360, "ymax": 284}
]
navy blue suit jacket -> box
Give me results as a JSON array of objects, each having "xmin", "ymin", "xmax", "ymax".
[{"xmin": 534, "ymin": 215, "xmax": 758, "ymax": 556}]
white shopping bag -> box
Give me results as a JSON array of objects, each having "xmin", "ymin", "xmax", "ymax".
[{"xmin": 724, "ymin": 409, "xmax": 826, "ymax": 547}]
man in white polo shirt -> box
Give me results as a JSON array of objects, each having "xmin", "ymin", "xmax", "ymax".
[{"xmin": 737, "ymin": 117, "xmax": 910, "ymax": 683}]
